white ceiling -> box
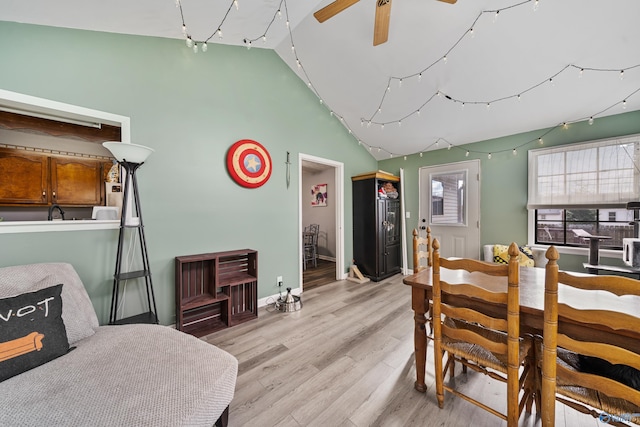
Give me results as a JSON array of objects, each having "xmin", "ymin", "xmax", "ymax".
[{"xmin": 3, "ymin": 0, "xmax": 640, "ymax": 160}]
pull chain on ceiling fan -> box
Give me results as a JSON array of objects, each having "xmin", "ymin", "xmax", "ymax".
[{"xmin": 314, "ymin": 0, "xmax": 457, "ymax": 46}]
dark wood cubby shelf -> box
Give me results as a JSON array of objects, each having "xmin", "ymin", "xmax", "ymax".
[{"xmin": 175, "ymin": 249, "xmax": 258, "ymax": 337}]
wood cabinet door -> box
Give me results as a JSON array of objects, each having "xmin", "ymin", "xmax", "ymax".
[
  {"xmin": 0, "ymin": 149, "xmax": 48, "ymax": 204},
  {"xmin": 50, "ymin": 157, "xmax": 102, "ymax": 205}
]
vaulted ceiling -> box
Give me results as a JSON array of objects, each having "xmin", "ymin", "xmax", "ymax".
[{"xmin": 3, "ymin": 0, "xmax": 640, "ymax": 160}]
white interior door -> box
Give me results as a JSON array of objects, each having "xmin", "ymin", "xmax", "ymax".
[{"xmin": 419, "ymin": 160, "xmax": 481, "ymax": 259}]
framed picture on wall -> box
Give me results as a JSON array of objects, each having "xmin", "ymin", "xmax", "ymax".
[{"xmin": 311, "ymin": 184, "xmax": 327, "ymax": 207}]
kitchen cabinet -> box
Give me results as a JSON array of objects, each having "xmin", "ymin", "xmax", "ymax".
[
  {"xmin": 352, "ymin": 171, "xmax": 402, "ymax": 282},
  {"xmin": 0, "ymin": 148, "xmax": 48, "ymax": 204},
  {"xmin": 175, "ymin": 249, "xmax": 258, "ymax": 337},
  {"xmin": 50, "ymin": 157, "xmax": 102, "ymax": 205},
  {"xmin": 0, "ymin": 148, "xmax": 107, "ymax": 206}
]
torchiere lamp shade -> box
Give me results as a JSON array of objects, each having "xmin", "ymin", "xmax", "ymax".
[{"xmin": 103, "ymin": 142, "xmax": 154, "ymax": 164}]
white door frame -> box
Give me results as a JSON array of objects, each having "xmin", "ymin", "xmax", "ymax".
[{"xmin": 298, "ymin": 153, "xmax": 345, "ymax": 292}]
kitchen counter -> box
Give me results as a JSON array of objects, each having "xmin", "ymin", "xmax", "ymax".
[{"xmin": 0, "ymin": 219, "xmax": 119, "ymax": 234}]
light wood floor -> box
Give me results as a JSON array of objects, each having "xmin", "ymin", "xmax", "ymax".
[{"xmin": 203, "ymin": 274, "xmax": 599, "ymax": 427}]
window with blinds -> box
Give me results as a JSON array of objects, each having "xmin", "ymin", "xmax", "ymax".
[{"xmin": 528, "ymin": 134, "xmax": 640, "ymax": 248}]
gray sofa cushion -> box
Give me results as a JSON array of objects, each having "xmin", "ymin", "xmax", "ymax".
[
  {"xmin": 0, "ymin": 263, "xmax": 99, "ymax": 345},
  {"xmin": 0, "ymin": 323, "xmax": 238, "ymax": 427}
]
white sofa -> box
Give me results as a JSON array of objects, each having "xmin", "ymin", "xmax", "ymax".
[
  {"xmin": 483, "ymin": 244, "xmax": 548, "ymax": 268},
  {"xmin": 0, "ymin": 262, "xmax": 238, "ymax": 427}
]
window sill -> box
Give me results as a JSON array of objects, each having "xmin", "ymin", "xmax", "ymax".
[
  {"xmin": 0, "ymin": 219, "xmax": 119, "ymax": 234},
  {"xmin": 529, "ymin": 244, "xmax": 621, "ymax": 259}
]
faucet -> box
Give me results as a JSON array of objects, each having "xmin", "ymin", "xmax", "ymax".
[{"xmin": 48, "ymin": 204, "xmax": 65, "ymax": 221}]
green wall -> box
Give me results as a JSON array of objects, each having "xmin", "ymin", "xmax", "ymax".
[
  {"xmin": 0, "ymin": 22, "xmax": 377, "ymax": 325},
  {"xmin": 379, "ymin": 110, "xmax": 640, "ymax": 273},
  {"xmin": 3, "ymin": 22, "xmax": 639, "ymax": 325}
]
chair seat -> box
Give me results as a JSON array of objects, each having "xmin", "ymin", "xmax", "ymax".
[
  {"xmin": 552, "ymin": 347, "xmax": 640, "ymax": 423},
  {"xmin": 443, "ymin": 319, "xmax": 533, "ymax": 373}
]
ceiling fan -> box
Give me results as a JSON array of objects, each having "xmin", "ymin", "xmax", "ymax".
[{"xmin": 314, "ymin": 0, "xmax": 457, "ymax": 46}]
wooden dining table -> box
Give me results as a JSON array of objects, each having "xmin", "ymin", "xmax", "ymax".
[{"xmin": 403, "ymin": 265, "xmax": 640, "ymax": 393}]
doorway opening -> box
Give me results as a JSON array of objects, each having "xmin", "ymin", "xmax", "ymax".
[{"xmin": 299, "ymin": 154, "xmax": 344, "ymax": 291}]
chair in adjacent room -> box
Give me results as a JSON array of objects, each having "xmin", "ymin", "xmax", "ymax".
[
  {"xmin": 432, "ymin": 239, "xmax": 536, "ymax": 427},
  {"xmin": 302, "ymin": 229, "xmax": 318, "ymax": 270},
  {"xmin": 539, "ymin": 246, "xmax": 640, "ymax": 426},
  {"xmin": 306, "ymin": 223, "xmax": 320, "ymax": 236}
]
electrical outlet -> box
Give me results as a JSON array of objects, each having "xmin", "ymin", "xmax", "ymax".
[{"xmin": 277, "ymin": 276, "xmax": 283, "ymax": 286}]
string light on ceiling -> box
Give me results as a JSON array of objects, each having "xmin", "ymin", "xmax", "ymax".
[
  {"xmin": 176, "ymin": 0, "xmax": 640, "ymax": 161},
  {"xmin": 176, "ymin": 0, "xmax": 238, "ymax": 51}
]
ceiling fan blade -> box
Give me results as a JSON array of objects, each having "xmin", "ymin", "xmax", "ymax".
[
  {"xmin": 437, "ymin": 0, "xmax": 457, "ymax": 4},
  {"xmin": 314, "ymin": 0, "xmax": 360, "ymax": 23},
  {"xmin": 373, "ymin": 0, "xmax": 391, "ymax": 46}
]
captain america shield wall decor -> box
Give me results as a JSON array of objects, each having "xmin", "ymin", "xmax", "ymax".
[{"xmin": 226, "ymin": 139, "xmax": 272, "ymax": 188}]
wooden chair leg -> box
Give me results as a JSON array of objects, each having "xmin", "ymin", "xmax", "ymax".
[
  {"xmin": 447, "ymin": 354, "xmax": 456, "ymax": 379},
  {"xmin": 435, "ymin": 345, "xmax": 446, "ymax": 409}
]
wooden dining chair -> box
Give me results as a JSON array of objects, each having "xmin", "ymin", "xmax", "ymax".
[
  {"xmin": 413, "ymin": 227, "xmax": 434, "ymax": 337},
  {"xmin": 540, "ymin": 246, "xmax": 640, "ymax": 426},
  {"xmin": 432, "ymin": 239, "xmax": 535, "ymax": 426},
  {"xmin": 412, "ymin": 227, "xmax": 432, "ymax": 273}
]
